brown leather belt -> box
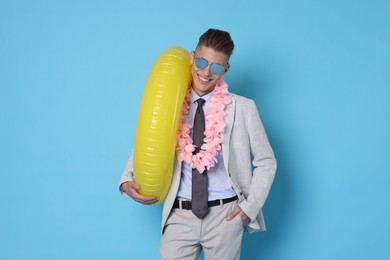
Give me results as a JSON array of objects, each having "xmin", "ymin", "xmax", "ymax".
[{"xmin": 173, "ymin": 196, "xmax": 238, "ymax": 210}]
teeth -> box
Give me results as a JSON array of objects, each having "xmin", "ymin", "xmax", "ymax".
[{"xmin": 199, "ymin": 75, "xmax": 209, "ymax": 83}]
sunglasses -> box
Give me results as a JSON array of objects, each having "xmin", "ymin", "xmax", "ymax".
[{"xmin": 194, "ymin": 57, "xmax": 227, "ymax": 75}]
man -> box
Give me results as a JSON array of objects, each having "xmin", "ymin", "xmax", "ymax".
[{"xmin": 119, "ymin": 28, "xmax": 276, "ymax": 259}]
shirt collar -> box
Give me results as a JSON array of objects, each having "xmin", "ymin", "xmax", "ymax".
[{"xmin": 190, "ymin": 87, "xmax": 214, "ymax": 104}]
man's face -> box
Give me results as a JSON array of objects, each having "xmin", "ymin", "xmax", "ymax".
[{"xmin": 190, "ymin": 45, "xmax": 230, "ymax": 97}]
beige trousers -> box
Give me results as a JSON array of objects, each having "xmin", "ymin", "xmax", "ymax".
[{"xmin": 160, "ymin": 200, "xmax": 244, "ymax": 260}]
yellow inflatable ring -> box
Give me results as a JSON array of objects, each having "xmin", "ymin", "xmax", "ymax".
[{"xmin": 134, "ymin": 47, "xmax": 191, "ymax": 202}]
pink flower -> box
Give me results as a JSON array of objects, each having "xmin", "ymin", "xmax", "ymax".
[
  {"xmin": 185, "ymin": 153, "xmax": 194, "ymax": 165},
  {"xmin": 177, "ymin": 139, "xmax": 187, "ymax": 147},
  {"xmin": 184, "ymin": 144, "xmax": 195, "ymax": 153},
  {"xmin": 202, "ymin": 139, "xmax": 220, "ymax": 152}
]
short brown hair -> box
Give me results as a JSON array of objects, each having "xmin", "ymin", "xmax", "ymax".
[{"xmin": 196, "ymin": 28, "xmax": 235, "ymax": 57}]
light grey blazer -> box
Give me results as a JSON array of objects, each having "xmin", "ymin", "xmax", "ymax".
[{"xmin": 120, "ymin": 92, "xmax": 277, "ymax": 233}]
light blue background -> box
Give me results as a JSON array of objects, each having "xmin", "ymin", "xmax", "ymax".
[{"xmin": 1, "ymin": 0, "xmax": 389, "ymax": 259}]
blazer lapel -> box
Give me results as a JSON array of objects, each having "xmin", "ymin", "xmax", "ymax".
[
  {"xmin": 222, "ymin": 94, "xmax": 235, "ymax": 172},
  {"xmin": 172, "ymin": 156, "xmax": 182, "ymax": 185}
]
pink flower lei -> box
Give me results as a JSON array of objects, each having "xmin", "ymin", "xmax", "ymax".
[{"xmin": 177, "ymin": 80, "xmax": 231, "ymax": 173}]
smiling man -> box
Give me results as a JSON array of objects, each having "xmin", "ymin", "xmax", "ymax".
[{"xmin": 119, "ymin": 28, "xmax": 277, "ymax": 260}]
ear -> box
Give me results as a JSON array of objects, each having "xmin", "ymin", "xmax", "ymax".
[
  {"xmin": 190, "ymin": 51, "xmax": 195, "ymax": 65},
  {"xmin": 224, "ymin": 63, "xmax": 230, "ymax": 74}
]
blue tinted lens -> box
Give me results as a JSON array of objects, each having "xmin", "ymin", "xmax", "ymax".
[
  {"xmin": 195, "ymin": 57, "xmax": 208, "ymax": 69},
  {"xmin": 195, "ymin": 57, "xmax": 225, "ymax": 75},
  {"xmin": 210, "ymin": 64, "xmax": 225, "ymax": 75}
]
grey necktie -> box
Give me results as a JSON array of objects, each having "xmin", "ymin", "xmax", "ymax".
[{"xmin": 191, "ymin": 98, "xmax": 208, "ymax": 218}]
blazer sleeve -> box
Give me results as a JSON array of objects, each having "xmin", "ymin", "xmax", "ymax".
[
  {"xmin": 118, "ymin": 150, "xmax": 135, "ymax": 196},
  {"xmin": 238, "ymin": 100, "xmax": 277, "ymax": 221}
]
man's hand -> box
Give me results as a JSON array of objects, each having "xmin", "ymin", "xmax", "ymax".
[
  {"xmin": 226, "ymin": 206, "xmax": 250, "ymax": 226},
  {"xmin": 121, "ymin": 181, "xmax": 159, "ymax": 205}
]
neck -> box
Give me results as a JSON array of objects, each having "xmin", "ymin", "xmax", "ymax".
[{"xmin": 192, "ymin": 88, "xmax": 213, "ymax": 97}]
